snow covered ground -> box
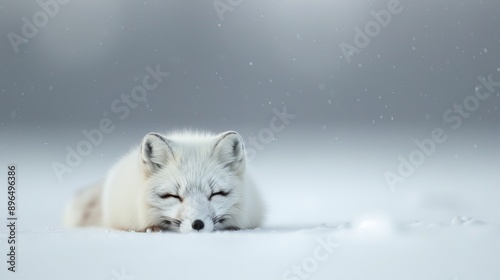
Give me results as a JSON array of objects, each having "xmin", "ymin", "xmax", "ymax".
[{"xmin": 0, "ymin": 125, "xmax": 499, "ymax": 280}]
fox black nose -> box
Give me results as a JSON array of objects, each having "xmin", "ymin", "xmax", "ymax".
[{"xmin": 192, "ymin": 220, "xmax": 204, "ymax": 231}]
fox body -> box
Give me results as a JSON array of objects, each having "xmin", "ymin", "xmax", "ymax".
[{"xmin": 64, "ymin": 131, "xmax": 264, "ymax": 232}]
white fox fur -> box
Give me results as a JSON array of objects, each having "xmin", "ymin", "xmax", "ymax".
[{"xmin": 64, "ymin": 131, "xmax": 264, "ymax": 232}]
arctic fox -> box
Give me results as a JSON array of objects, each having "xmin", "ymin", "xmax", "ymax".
[{"xmin": 64, "ymin": 131, "xmax": 264, "ymax": 233}]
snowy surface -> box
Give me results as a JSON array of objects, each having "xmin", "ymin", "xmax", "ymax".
[
  {"xmin": 3, "ymin": 223, "xmax": 500, "ymax": 280},
  {"xmin": 1, "ymin": 126, "xmax": 499, "ymax": 280}
]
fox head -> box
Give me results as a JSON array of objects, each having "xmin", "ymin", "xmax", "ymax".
[{"xmin": 139, "ymin": 131, "xmax": 247, "ymax": 233}]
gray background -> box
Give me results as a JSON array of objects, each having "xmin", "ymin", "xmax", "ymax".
[{"xmin": 1, "ymin": 0, "xmax": 499, "ymax": 128}]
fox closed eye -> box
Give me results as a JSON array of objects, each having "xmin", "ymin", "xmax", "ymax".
[
  {"xmin": 160, "ymin": 193, "xmax": 183, "ymax": 202},
  {"xmin": 209, "ymin": 190, "xmax": 230, "ymax": 200}
]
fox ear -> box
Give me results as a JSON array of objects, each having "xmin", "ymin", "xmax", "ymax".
[
  {"xmin": 213, "ymin": 131, "xmax": 246, "ymax": 172},
  {"xmin": 140, "ymin": 133, "xmax": 175, "ymax": 175}
]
